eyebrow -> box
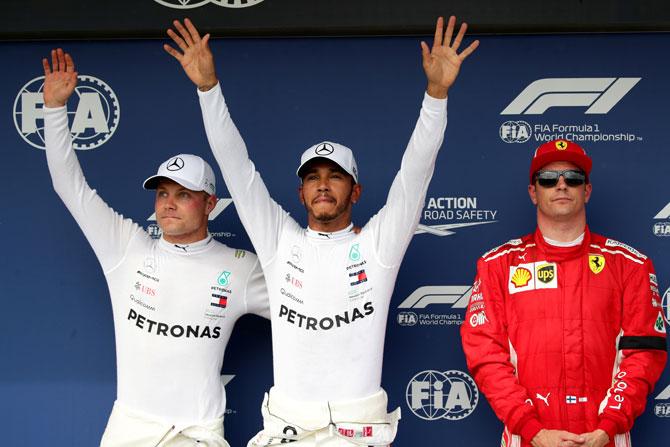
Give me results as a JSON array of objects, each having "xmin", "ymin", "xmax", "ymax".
[
  {"xmin": 156, "ymin": 186, "xmax": 189, "ymax": 192},
  {"xmin": 305, "ymin": 166, "xmax": 345, "ymax": 175}
]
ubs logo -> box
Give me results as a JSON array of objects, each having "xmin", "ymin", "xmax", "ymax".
[{"xmin": 14, "ymin": 75, "xmax": 120, "ymax": 150}]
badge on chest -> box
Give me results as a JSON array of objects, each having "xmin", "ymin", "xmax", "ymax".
[{"xmin": 509, "ymin": 261, "xmax": 558, "ymax": 294}]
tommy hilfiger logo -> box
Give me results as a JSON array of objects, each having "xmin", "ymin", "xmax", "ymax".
[
  {"xmin": 211, "ymin": 294, "xmax": 228, "ymax": 308},
  {"xmin": 349, "ymin": 269, "xmax": 368, "ymax": 286}
]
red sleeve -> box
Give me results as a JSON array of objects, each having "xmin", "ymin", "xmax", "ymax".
[
  {"xmin": 460, "ymin": 257, "xmax": 544, "ymax": 443},
  {"xmin": 597, "ymin": 258, "xmax": 668, "ymax": 440}
]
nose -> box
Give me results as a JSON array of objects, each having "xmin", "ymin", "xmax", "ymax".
[
  {"xmin": 163, "ymin": 193, "xmax": 177, "ymax": 209},
  {"xmin": 316, "ymin": 177, "xmax": 330, "ymax": 192},
  {"xmin": 555, "ymin": 175, "xmax": 568, "ymax": 190}
]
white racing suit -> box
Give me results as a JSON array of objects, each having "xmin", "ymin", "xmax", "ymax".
[
  {"xmin": 101, "ymin": 401, "xmax": 229, "ymax": 447},
  {"xmin": 249, "ymin": 388, "xmax": 400, "ymax": 447},
  {"xmin": 198, "ymin": 83, "xmax": 448, "ymax": 446},
  {"xmin": 44, "ymin": 102, "xmax": 269, "ymax": 446}
]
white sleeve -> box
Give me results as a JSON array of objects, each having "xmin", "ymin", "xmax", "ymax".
[
  {"xmin": 44, "ymin": 105, "xmax": 143, "ymax": 273},
  {"xmin": 368, "ymin": 93, "xmax": 448, "ymax": 268},
  {"xmin": 243, "ymin": 256, "xmax": 270, "ymax": 319},
  {"xmin": 198, "ymin": 84, "xmax": 293, "ymax": 266}
]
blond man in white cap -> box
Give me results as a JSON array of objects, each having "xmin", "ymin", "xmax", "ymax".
[
  {"xmin": 165, "ymin": 16, "xmax": 478, "ymax": 446},
  {"xmin": 41, "ymin": 48, "xmax": 269, "ymax": 447}
]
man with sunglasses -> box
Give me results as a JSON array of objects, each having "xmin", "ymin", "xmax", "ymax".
[{"xmin": 461, "ymin": 139, "xmax": 667, "ymax": 447}]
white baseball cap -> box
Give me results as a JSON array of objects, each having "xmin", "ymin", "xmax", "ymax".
[
  {"xmin": 143, "ymin": 154, "xmax": 216, "ymax": 196},
  {"xmin": 296, "ymin": 141, "xmax": 359, "ymax": 183}
]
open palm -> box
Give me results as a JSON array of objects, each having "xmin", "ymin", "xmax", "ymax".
[
  {"xmin": 164, "ymin": 18, "xmax": 218, "ymax": 91},
  {"xmin": 421, "ymin": 16, "xmax": 479, "ymax": 96},
  {"xmin": 42, "ymin": 48, "xmax": 78, "ymax": 108}
]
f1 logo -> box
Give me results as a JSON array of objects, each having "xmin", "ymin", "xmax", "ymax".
[
  {"xmin": 657, "ymin": 382, "xmax": 670, "ymax": 400},
  {"xmin": 501, "ymin": 78, "xmax": 640, "ymax": 115},
  {"xmin": 654, "ymin": 203, "xmax": 670, "ymax": 219},
  {"xmin": 398, "ymin": 286, "xmax": 472, "ymax": 309}
]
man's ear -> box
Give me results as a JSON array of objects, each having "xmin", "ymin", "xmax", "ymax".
[
  {"xmin": 351, "ymin": 183, "xmax": 362, "ymax": 204},
  {"xmin": 584, "ymin": 183, "xmax": 592, "ymax": 204},
  {"xmin": 528, "ymin": 184, "xmax": 538, "ymax": 206},
  {"xmin": 205, "ymin": 194, "xmax": 218, "ymax": 215}
]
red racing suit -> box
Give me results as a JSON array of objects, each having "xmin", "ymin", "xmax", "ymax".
[{"xmin": 461, "ymin": 227, "xmax": 667, "ymax": 447}]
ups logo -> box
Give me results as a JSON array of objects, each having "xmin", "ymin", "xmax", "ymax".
[{"xmin": 536, "ymin": 264, "xmax": 555, "ymax": 284}]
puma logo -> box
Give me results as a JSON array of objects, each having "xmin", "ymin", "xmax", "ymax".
[{"xmin": 536, "ymin": 392, "xmax": 550, "ymax": 406}]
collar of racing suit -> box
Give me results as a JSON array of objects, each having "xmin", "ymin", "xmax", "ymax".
[
  {"xmin": 534, "ymin": 226, "xmax": 591, "ymax": 262},
  {"xmin": 305, "ymin": 223, "xmax": 355, "ymax": 241},
  {"xmin": 158, "ymin": 233, "xmax": 215, "ymax": 255}
]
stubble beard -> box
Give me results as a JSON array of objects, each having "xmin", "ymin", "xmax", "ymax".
[{"xmin": 308, "ymin": 198, "xmax": 351, "ymax": 223}]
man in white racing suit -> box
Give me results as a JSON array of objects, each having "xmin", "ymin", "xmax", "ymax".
[
  {"xmin": 42, "ymin": 49, "xmax": 269, "ymax": 447},
  {"xmin": 164, "ymin": 16, "xmax": 478, "ymax": 446}
]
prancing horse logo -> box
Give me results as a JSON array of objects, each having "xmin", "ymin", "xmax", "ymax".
[{"xmin": 589, "ymin": 254, "xmax": 605, "ymax": 274}]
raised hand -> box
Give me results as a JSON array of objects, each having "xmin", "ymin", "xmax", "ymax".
[
  {"xmin": 421, "ymin": 16, "xmax": 479, "ymax": 98},
  {"xmin": 164, "ymin": 18, "xmax": 218, "ymax": 91},
  {"xmin": 42, "ymin": 48, "xmax": 78, "ymax": 108}
]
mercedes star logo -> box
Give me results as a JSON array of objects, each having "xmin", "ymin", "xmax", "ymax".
[
  {"xmin": 315, "ymin": 143, "xmax": 334, "ymax": 156},
  {"xmin": 167, "ymin": 157, "xmax": 185, "ymax": 171}
]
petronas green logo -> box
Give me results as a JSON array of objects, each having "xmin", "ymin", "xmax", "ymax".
[
  {"xmin": 655, "ymin": 313, "xmax": 666, "ymax": 334},
  {"xmin": 218, "ymin": 271, "xmax": 231, "ymax": 286},
  {"xmin": 349, "ymin": 244, "xmax": 361, "ymax": 262}
]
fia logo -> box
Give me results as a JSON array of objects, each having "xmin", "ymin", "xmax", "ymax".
[
  {"xmin": 397, "ymin": 311, "xmax": 418, "ymax": 326},
  {"xmin": 14, "ymin": 75, "xmax": 120, "ymax": 150},
  {"xmin": 499, "ymin": 120, "xmax": 531, "ymax": 143},
  {"xmin": 406, "ymin": 370, "xmax": 479, "ymax": 421}
]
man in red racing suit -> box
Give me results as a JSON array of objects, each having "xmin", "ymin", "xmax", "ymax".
[{"xmin": 461, "ymin": 139, "xmax": 667, "ymax": 447}]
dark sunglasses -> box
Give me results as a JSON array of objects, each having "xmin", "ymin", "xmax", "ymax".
[{"xmin": 534, "ymin": 169, "xmax": 587, "ymax": 188}]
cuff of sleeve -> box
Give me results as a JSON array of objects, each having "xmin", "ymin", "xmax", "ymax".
[
  {"xmin": 519, "ymin": 418, "xmax": 544, "ymax": 443},
  {"xmin": 597, "ymin": 418, "xmax": 618, "ymax": 442},
  {"xmin": 196, "ymin": 82, "xmax": 221, "ymax": 98},
  {"xmin": 422, "ymin": 91, "xmax": 447, "ymax": 110},
  {"xmin": 43, "ymin": 105, "xmax": 67, "ymax": 113}
]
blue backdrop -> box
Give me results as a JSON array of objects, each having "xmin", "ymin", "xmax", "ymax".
[{"xmin": 1, "ymin": 32, "xmax": 668, "ymax": 446}]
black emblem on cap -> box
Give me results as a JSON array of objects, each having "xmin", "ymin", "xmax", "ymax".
[
  {"xmin": 315, "ymin": 143, "xmax": 334, "ymax": 156},
  {"xmin": 167, "ymin": 157, "xmax": 185, "ymax": 171}
]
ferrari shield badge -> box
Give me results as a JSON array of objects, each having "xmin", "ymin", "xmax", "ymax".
[{"xmin": 589, "ymin": 255, "xmax": 605, "ymax": 274}]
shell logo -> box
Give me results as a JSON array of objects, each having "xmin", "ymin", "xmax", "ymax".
[{"xmin": 510, "ymin": 267, "xmax": 532, "ymax": 288}]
